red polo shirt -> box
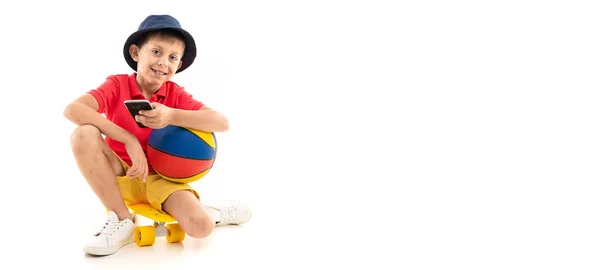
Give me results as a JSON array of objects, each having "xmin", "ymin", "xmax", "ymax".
[{"xmin": 88, "ymin": 73, "xmax": 204, "ymax": 172}]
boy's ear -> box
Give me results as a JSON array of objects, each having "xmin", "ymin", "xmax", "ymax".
[
  {"xmin": 129, "ymin": 44, "xmax": 140, "ymax": 62},
  {"xmin": 177, "ymin": 60, "xmax": 183, "ymax": 70}
]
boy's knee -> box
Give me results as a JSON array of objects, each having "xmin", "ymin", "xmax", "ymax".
[
  {"xmin": 183, "ymin": 214, "xmax": 215, "ymax": 238},
  {"xmin": 70, "ymin": 125, "xmax": 101, "ymax": 152}
]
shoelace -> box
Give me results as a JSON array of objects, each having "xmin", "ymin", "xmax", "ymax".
[
  {"xmin": 220, "ymin": 206, "xmax": 237, "ymax": 224},
  {"xmin": 99, "ymin": 220, "xmax": 123, "ymax": 236}
]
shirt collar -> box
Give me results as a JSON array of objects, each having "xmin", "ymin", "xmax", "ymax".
[{"xmin": 128, "ymin": 73, "xmax": 167, "ymax": 99}]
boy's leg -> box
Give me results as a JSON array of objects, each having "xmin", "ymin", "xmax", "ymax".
[
  {"xmin": 162, "ymin": 190, "xmax": 216, "ymax": 238},
  {"xmin": 70, "ymin": 124, "xmax": 137, "ymax": 256},
  {"xmin": 158, "ymin": 187, "xmax": 253, "ymax": 238},
  {"xmin": 70, "ymin": 124, "xmax": 131, "ymax": 220}
]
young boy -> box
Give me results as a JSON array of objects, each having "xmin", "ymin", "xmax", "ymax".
[{"xmin": 63, "ymin": 14, "xmax": 252, "ymax": 256}]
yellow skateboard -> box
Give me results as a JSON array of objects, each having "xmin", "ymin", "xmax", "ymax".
[{"xmin": 127, "ymin": 203, "xmax": 186, "ymax": 247}]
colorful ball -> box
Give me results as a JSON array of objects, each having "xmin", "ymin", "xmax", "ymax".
[{"xmin": 147, "ymin": 125, "xmax": 217, "ymax": 183}]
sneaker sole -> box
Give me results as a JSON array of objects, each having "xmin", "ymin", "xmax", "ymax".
[{"xmin": 83, "ymin": 235, "xmax": 135, "ymax": 256}]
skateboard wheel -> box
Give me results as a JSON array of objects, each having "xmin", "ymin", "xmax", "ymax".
[
  {"xmin": 135, "ymin": 226, "xmax": 156, "ymax": 247},
  {"xmin": 166, "ymin": 223, "xmax": 186, "ymax": 243}
]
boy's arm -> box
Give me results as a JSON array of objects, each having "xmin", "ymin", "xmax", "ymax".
[
  {"xmin": 169, "ymin": 106, "xmax": 230, "ymax": 132},
  {"xmin": 63, "ymin": 94, "xmax": 137, "ymax": 144}
]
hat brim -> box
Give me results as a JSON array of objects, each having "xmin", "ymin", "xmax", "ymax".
[{"xmin": 123, "ymin": 27, "xmax": 197, "ymax": 74}]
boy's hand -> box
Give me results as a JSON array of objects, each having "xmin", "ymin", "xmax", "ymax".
[
  {"xmin": 124, "ymin": 138, "xmax": 148, "ymax": 182},
  {"xmin": 136, "ymin": 103, "xmax": 173, "ymax": 129}
]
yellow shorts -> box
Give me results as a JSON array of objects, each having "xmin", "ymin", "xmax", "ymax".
[{"xmin": 115, "ymin": 156, "xmax": 200, "ymax": 213}]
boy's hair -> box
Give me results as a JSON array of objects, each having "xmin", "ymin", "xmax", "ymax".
[{"xmin": 134, "ymin": 29, "xmax": 187, "ymax": 51}]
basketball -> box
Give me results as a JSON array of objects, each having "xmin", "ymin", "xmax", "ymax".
[{"xmin": 147, "ymin": 125, "xmax": 217, "ymax": 183}]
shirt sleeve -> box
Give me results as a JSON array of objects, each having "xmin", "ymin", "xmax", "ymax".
[
  {"xmin": 87, "ymin": 76, "xmax": 119, "ymax": 114},
  {"xmin": 175, "ymin": 87, "xmax": 204, "ymax": 110}
]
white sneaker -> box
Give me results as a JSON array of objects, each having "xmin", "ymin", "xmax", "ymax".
[
  {"xmin": 208, "ymin": 201, "xmax": 253, "ymax": 226},
  {"xmin": 83, "ymin": 211, "xmax": 136, "ymax": 256}
]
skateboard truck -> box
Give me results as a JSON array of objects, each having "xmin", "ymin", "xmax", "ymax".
[{"xmin": 128, "ymin": 203, "xmax": 186, "ymax": 247}]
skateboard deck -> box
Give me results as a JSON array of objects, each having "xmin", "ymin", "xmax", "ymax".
[
  {"xmin": 126, "ymin": 203, "xmax": 185, "ymax": 247},
  {"xmin": 128, "ymin": 203, "xmax": 176, "ymax": 223}
]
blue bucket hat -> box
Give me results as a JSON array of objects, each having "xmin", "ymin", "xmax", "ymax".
[{"xmin": 123, "ymin": 15, "xmax": 197, "ymax": 73}]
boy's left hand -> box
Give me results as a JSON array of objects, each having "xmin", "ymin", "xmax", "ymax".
[{"xmin": 136, "ymin": 102, "xmax": 173, "ymax": 129}]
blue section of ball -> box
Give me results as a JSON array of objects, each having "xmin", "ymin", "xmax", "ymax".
[{"xmin": 148, "ymin": 125, "xmax": 215, "ymax": 160}]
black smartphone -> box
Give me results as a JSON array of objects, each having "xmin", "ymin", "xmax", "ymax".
[{"xmin": 124, "ymin": 100, "xmax": 154, "ymax": 128}]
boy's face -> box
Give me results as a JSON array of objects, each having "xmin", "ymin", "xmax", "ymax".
[{"xmin": 129, "ymin": 35, "xmax": 185, "ymax": 87}]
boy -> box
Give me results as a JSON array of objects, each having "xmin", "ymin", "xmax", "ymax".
[{"xmin": 63, "ymin": 14, "xmax": 252, "ymax": 256}]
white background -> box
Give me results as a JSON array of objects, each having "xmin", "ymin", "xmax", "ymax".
[{"xmin": 1, "ymin": 0, "xmax": 599, "ymax": 269}]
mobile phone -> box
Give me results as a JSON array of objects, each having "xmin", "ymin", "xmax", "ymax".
[{"xmin": 124, "ymin": 100, "xmax": 154, "ymax": 128}]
